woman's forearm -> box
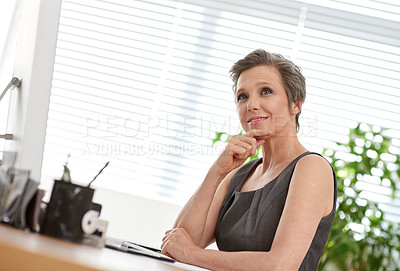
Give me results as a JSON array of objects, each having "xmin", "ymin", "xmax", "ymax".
[
  {"xmin": 173, "ymin": 165, "xmax": 226, "ymax": 245},
  {"xmin": 186, "ymin": 247, "xmax": 291, "ymax": 271}
]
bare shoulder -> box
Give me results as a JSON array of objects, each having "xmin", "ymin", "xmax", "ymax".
[
  {"xmin": 295, "ymin": 153, "xmax": 333, "ymax": 179},
  {"xmin": 291, "ymin": 153, "xmax": 334, "ymax": 215}
]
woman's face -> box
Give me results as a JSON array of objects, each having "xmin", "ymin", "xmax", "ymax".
[{"xmin": 236, "ymin": 65, "xmax": 299, "ymax": 136}]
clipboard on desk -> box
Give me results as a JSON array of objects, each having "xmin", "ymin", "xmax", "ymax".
[{"xmin": 104, "ymin": 236, "xmax": 175, "ymax": 263}]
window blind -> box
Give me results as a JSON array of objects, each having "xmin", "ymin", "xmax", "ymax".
[{"xmin": 40, "ymin": 0, "xmax": 400, "ymax": 220}]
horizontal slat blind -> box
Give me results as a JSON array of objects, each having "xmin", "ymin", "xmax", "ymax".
[
  {"xmin": 296, "ymin": 1, "xmax": 400, "ymax": 222},
  {"xmin": 41, "ymin": 0, "xmax": 400, "ymax": 216}
]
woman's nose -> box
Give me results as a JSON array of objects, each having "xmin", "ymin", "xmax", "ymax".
[{"xmin": 247, "ymin": 95, "xmax": 260, "ymax": 111}]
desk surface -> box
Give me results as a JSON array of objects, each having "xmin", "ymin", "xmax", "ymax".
[{"xmin": 0, "ymin": 225, "xmax": 207, "ymax": 271}]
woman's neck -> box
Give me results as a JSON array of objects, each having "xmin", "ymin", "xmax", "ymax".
[{"xmin": 260, "ymin": 134, "xmax": 306, "ymax": 174}]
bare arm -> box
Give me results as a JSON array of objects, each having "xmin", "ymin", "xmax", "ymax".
[
  {"xmin": 169, "ymin": 130, "xmax": 269, "ymax": 247},
  {"xmin": 172, "ymin": 166, "xmax": 236, "ymax": 247},
  {"xmin": 162, "ymin": 154, "xmax": 334, "ymax": 270}
]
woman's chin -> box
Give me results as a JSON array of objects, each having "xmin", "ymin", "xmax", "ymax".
[{"xmin": 249, "ymin": 125, "xmax": 271, "ymax": 134}]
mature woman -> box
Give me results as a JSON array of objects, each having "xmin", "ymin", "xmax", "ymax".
[{"xmin": 161, "ymin": 49, "xmax": 337, "ymax": 271}]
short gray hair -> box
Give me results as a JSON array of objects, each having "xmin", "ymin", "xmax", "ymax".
[{"xmin": 230, "ymin": 49, "xmax": 306, "ymax": 132}]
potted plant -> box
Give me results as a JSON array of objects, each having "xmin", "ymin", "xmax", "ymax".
[{"xmin": 319, "ymin": 123, "xmax": 400, "ymax": 270}]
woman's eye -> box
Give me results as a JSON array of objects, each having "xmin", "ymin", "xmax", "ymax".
[
  {"xmin": 261, "ymin": 88, "xmax": 272, "ymax": 95},
  {"xmin": 237, "ymin": 94, "xmax": 247, "ymax": 102}
]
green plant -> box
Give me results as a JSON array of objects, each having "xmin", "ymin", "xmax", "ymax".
[
  {"xmin": 212, "ymin": 123, "xmax": 400, "ymax": 270},
  {"xmin": 319, "ymin": 123, "xmax": 400, "ymax": 271}
]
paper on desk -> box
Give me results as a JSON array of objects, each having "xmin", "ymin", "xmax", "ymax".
[
  {"xmin": 105, "ymin": 237, "xmax": 210, "ymax": 270},
  {"xmin": 122, "ymin": 241, "xmax": 173, "ymax": 261},
  {"xmin": 104, "ymin": 237, "xmax": 174, "ymax": 262}
]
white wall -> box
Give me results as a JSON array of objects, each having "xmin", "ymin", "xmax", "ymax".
[
  {"xmin": 0, "ymin": 0, "xmax": 19, "ymax": 158},
  {"xmin": 93, "ymin": 187, "xmax": 181, "ymax": 249},
  {"xmin": 3, "ymin": 0, "xmax": 61, "ymax": 181}
]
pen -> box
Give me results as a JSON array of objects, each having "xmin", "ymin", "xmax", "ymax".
[{"xmin": 88, "ymin": 161, "xmax": 109, "ymax": 187}]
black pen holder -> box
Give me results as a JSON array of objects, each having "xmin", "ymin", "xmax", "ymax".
[{"xmin": 41, "ymin": 180, "xmax": 94, "ymax": 243}]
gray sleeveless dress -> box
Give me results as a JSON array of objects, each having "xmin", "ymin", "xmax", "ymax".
[{"xmin": 215, "ymin": 152, "xmax": 337, "ymax": 270}]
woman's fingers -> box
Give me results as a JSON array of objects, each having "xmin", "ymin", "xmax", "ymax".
[
  {"xmin": 228, "ymin": 129, "xmax": 272, "ymax": 157},
  {"xmin": 162, "ymin": 229, "xmax": 174, "ymax": 243},
  {"xmin": 214, "ymin": 129, "xmax": 272, "ymax": 175},
  {"xmin": 244, "ymin": 129, "xmax": 272, "ymax": 148},
  {"xmin": 161, "ymin": 228, "xmax": 179, "ymax": 256},
  {"xmin": 161, "ymin": 228, "xmax": 198, "ymax": 262},
  {"xmin": 256, "ymin": 139, "xmax": 266, "ymax": 148},
  {"xmin": 228, "ymin": 135, "xmax": 258, "ymax": 157}
]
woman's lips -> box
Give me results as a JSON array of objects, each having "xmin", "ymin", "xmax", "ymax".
[{"xmin": 247, "ymin": 116, "xmax": 268, "ymax": 124}]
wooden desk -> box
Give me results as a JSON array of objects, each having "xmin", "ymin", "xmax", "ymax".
[{"xmin": 0, "ymin": 225, "xmax": 206, "ymax": 271}]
